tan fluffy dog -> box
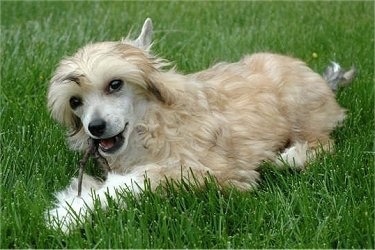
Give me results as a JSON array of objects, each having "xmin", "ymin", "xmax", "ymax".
[{"xmin": 46, "ymin": 18, "xmax": 355, "ymax": 232}]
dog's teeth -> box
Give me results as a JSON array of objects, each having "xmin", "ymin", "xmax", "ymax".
[
  {"xmin": 100, "ymin": 138, "xmax": 115, "ymax": 150},
  {"xmin": 98, "ymin": 134, "xmax": 124, "ymax": 152}
]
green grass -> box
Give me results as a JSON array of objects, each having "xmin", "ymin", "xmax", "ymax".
[{"xmin": 1, "ymin": 1, "xmax": 374, "ymax": 248}]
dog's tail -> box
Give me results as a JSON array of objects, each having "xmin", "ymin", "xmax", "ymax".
[{"xmin": 323, "ymin": 62, "xmax": 356, "ymax": 93}]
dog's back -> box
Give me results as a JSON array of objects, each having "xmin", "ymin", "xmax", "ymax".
[{"xmin": 191, "ymin": 53, "xmax": 350, "ymax": 170}]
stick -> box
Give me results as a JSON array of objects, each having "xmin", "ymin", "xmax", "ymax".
[{"xmin": 77, "ymin": 139, "xmax": 96, "ymax": 197}]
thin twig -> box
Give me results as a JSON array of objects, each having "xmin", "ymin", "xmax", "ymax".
[{"xmin": 77, "ymin": 139, "xmax": 96, "ymax": 197}]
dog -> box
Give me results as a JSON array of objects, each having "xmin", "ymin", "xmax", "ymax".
[{"xmin": 45, "ymin": 18, "xmax": 355, "ymax": 232}]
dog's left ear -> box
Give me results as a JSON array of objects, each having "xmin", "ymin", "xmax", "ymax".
[{"xmin": 133, "ymin": 18, "xmax": 153, "ymax": 49}]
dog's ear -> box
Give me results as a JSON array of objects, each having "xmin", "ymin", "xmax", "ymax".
[
  {"xmin": 143, "ymin": 72, "xmax": 185, "ymax": 106},
  {"xmin": 48, "ymin": 72, "xmax": 85, "ymax": 137},
  {"xmin": 48, "ymin": 79, "xmax": 88, "ymax": 151},
  {"xmin": 144, "ymin": 77, "xmax": 174, "ymax": 105},
  {"xmin": 133, "ymin": 18, "xmax": 153, "ymax": 50}
]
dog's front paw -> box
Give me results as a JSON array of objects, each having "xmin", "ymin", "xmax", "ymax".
[{"xmin": 45, "ymin": 195, "xmax": 88, "ymax": 233}]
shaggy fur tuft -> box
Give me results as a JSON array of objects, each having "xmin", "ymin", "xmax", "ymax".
[{"xmin": 323, "ymin": 61, "xmax": 356, "ymax": 92}]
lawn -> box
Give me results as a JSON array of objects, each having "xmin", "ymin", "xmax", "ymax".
[{"xmin": 1, "ymin": 1, "xmax": 374, "ymax": 248}]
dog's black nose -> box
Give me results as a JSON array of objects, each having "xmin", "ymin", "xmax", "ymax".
[{"xmin": 88, "ymin": 119, "xmax": 106, "ymax": 137}]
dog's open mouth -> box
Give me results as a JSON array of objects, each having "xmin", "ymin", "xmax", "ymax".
[
  {"xmin": 95, "ymin": 123, "xmax": 128, "ymax": 154},
  {"xmin": 98, "ymin": 134, "xmax": 124, "ymax": 153}
]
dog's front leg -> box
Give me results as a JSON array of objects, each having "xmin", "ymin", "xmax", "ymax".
[
  {"xmin": 45, "ymin": 173, "xmax": 103, "ymax": 233},
  {"xmin": 45, "ymin": 172, "xmax": 144, "ymax": 233},
  {"xmin": 45, "ymin": 163, "xmax": 206, "ymax": 233}
]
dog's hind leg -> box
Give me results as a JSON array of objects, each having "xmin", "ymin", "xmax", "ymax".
[
  {"xmin": 275, "ymin": 137, "xmax": 334, "ymax": 170},
  {"xmin": 275, "ymin": 141, "xmax": 309, "ymax": 169}
]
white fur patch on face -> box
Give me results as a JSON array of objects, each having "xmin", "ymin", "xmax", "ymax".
[
  {"xmin": 80, "ymin": 95, "xmax": 131, "ymax": 137},
  {"xmin": 79, "ymin": 94, "xmax": 134, "ymax": 156}
]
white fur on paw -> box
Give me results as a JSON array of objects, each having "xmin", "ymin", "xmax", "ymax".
[
  {"xmin": 45, "ymin": 195, "xmax": 88, "ymax": 233},
  {"xmin": 277, "ymin": 142, "xmax": 308, "ymax": 169}
]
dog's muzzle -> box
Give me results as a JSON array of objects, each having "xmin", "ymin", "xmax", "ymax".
[{"xmin": 89, "ymin": 121, "xmax": 129, "ymax": 154}]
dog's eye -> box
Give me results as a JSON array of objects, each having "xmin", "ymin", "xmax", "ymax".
[
  {"xmin": 69, "ymin": 96, "xmax": 82, "ymax": 110},
  {"xmin": 108, "ymin": 79, "xmax": 123, "ymax": 93}
]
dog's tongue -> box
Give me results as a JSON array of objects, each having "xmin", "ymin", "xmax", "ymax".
[{"xmin": 99, "ymin": 138, "xmax": 116, "ymax": 150}]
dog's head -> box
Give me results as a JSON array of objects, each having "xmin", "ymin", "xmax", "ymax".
[{"xmin": 48, "ymin": 18, "xmax": 173, "ymax": 156}]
